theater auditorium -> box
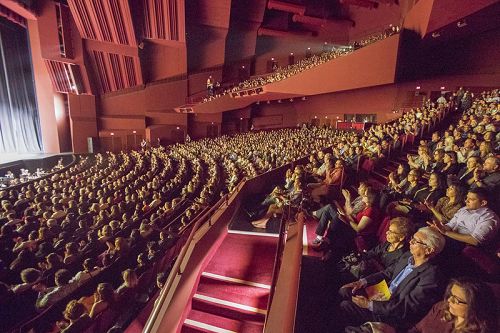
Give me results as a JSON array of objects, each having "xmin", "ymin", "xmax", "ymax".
[{"xmin": 0, "ymin": 0, "xmax": 499, "ymax": 332}]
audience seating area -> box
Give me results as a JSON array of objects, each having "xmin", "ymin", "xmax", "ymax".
[
  {"xmin": 0, "ymin": 64, "xmax": 498, "ymax": 332},
  {"xmin": 201, "ymin": 26, "xmax": 400, "ymax": 104}
]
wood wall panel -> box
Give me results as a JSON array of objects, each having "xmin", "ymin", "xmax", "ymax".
[
  {"xmin": 67, "ymin": 0, "xmax": 137, "ymax": 45},
  {"xmin": 89, "ymin": 50, "xmax": 143, "ymax": 94},
  {"xmin": 44, "ymin": 60, "xmax": 86, "ymax": 94},
  {"xmin": 143, "ymin": 0, "xmax": 185, "ymax": 42}
]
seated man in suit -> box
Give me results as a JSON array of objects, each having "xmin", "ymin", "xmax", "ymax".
[{"xmin": 336, "ymin": 227, "xmax": 446, "ymax": 331}]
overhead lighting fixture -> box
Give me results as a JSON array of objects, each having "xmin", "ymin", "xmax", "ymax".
[
  {"xmin": 132, "ymin": 130, "xmax": 136, "ymax": 134},
  {"xmin": 457, "ymin": 20, "xmax": 467, "ymax": 28},
  {"xmin": 176, "ymin": 126, "xmax": 180, "ymax": 130},
  {"xmin": 267, "ymin": 100, "xmax": 270, "ymax": 104},
  {"xmin": 431, "ymin": 32, "xmax": 441, "ymax": 38},
  {"xmin": 240, "ymin": 118, "xmax": 243, "ymax": 120},
  {"xmin": 289, "ymin": 98, "xmax": 293, "ymax": 102},
  {"xmin": 278, "ymin": 99, "xmax": 282, "ymax": 103},
  {"xmin": 301, "ymin": 96, "xmax": 307, "ymax": 101},
  {"xmin": 440, "ymin": 86, "xmax": 445, "ymax": 90},
  {"xmin": 271, "ymin": 57, "xmax": 275, "ymax": 61},
  {"xmin": 416, "ymin": 86, "xmax": 421, "ymax": 90},
  {"xmin": 110, "ymin": 132, "xmax": 114, "ymax": 136},
  {"xmin": 290, "ymin": 52, "xmax": 294, "ymax": 55},
  {"xmin": 256, "ymin": 101, "xmax": 260, "ymax": 105}
]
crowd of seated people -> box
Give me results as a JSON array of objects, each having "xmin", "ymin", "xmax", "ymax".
[
  {"xmin": 0, "ymin": 125, "xmax": 349, "ymax": 331},
  {"xmin": 0, "ymin": 86, "xmax": 497, "ymax": 332},
  {"xmin": 201, "ymin": 26, "xmax": 400, "ymax": 104},
  {"xmin": 269, "ymin": 88, "xmax": 498, "ymax": 332}
]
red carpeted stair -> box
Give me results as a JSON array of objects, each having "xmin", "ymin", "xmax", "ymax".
[{"xmin": 181, "ymin": 234, "xmax": 278, "ymax": 333}]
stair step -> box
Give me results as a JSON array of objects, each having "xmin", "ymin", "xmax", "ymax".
[
  {"xmin": 196, "ymin": 274, "xmax": 270, "ymax": 311},
  {"xmin": 183, "ymin": 309, "xmax": 264, "ymax": 333},
  {"xmin": 192, "ymin": 295, "xmax": 265, "ymax": 322}
]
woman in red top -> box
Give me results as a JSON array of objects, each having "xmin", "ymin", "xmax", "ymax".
[{"xmin": 337, "ymin": 189, "xmax": 380, "ymax": 251}]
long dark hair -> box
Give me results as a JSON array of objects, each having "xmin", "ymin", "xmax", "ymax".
[{"xmin": 442, "ymin": 277, "xmax": 497, "ymax": 333}]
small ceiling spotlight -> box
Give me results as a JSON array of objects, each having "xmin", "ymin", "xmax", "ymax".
[
  {"xmin": 240, "ymin": 118, "xmax": 243, "ymax": 120},
  {"xmin": 416, "ymin": 86, "xmax": 421, "ymax": 90},
  {"xmin": 289, "ymin": 98, "xmax": 294, "ymax": 102},
  {"xmin": 457, "ymin": 20, "xmax": 467, "ymax": 28},
  {"xmin": 431, "ymin": 32, "xmax": 441, "ymax": 38},
  {"xmin": 271, "ymin": 57, "xmax": 275, "ymax": 61},
  {"xmin": 132, "ymin": 130, "xmax": 137, "ymax": 134},
  {"xmin": 314, "ymin": 115, "xmax": 317, "ymax": 119},
  {"xmin": 176, "ymin": 126, "xmax": 180, "ymax": 130},
  {"xmin": 256, "ymin": 101, "xmax": 260, "ymax": 105},
  {"xmin": 278, "ymin": 99, "xmax": 282, "ymax": 103},
  {"xmin": 440, "ymin": 86, "xmax": 445, "ymax": 90},
  {"xmin": 301, "ymin": 96, "xmax": 307, "ymax": 101},
  {"xmin": 324, "ymin": 116, "xmax": 328, "ymax": 119},
  {"xmin": 266, "ymin": 100, "xmax": 271, "ymax": 104},
  {"xmin": 110, "ymin": 132, "xmax": 114, "ymax": 136}
]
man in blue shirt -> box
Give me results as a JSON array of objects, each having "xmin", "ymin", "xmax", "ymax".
[{"xmin": 335, "ymin": 227, "xmax": 446, "ymax": 331}]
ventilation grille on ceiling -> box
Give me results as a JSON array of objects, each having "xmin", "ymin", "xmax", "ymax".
[
  {"xmin": 67, "ymin": 0, "xmax": 137, "ymax": 45},
  {"xmin": 143, "ymin": 0, "xmax": 180, "ymax": 41},
  {"xmin": 90, "ymin": 50, "xmax": 143, "ymax": 94},
  {"xmin": 44, "ymin": 60, "xmax": 85, "ymax": 94}
]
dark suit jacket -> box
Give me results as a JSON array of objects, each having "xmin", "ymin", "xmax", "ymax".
[{"xmin": 364, "ymin": 252, "xmax": 444, "ymax": 328}]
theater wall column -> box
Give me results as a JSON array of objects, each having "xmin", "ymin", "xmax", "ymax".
[
  {"xmin": 68, "ymin": 94, "xmax": 97, "ymax": 153},
  {"xmin": 27, "ymin": 15, "xmax": 60, "ymax": 153}
]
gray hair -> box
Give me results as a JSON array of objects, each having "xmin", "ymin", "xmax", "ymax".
[{"xmin": 418, "ymin": 227, "xmax": 446, "ymax": 255}]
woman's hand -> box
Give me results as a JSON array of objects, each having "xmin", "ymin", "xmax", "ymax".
[{"xmin": 341, "ymin": 189, "xmax": 351, "ymax": 200}]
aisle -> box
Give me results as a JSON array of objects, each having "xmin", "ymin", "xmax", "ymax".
[{"xmin": 181, "ymin": 234, "xmax": 278, "ymax": 333}]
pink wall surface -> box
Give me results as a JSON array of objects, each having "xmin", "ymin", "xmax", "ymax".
[{"xmin": 28, "ymin": 18, "xmax": 60, "ymax": 153}]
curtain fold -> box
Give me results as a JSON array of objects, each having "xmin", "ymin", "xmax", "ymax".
[{"xmin": 0, "ymin": 18, "xmax": 42, "ymax": 153}]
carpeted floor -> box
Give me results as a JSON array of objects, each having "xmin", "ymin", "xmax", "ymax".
[
  {"xmin": 203, "ymin": 234, "xmax": 278, "ymax": 285},
  {"xmin": 181, "ymin": 233, "xmax": 278, "ymax": 333}
]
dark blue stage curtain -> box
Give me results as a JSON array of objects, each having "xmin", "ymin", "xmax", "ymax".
[{"xmin": 0, "ymin": 18, "xmax": 42, "ymax": 153}]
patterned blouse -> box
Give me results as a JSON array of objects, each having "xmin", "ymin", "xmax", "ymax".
[{"xmin": 435, "ymin": 197, "xmax": 463, "ymax": 223}]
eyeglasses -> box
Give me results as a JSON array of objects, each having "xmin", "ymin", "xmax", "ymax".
[
  {"xmin": 386, "ymin": 229, "xmax": 402, "ymax": 235},
  {"xmin": 448, "ymin": 294, "xmax": 467, "ymax": 305},
  {"xmin": 410, "ymin": 237, "xmax": 428, "ymax": 247}
]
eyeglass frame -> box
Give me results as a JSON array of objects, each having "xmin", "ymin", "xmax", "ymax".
[
  {"xmin": 448, "ymin": 294, "xmax": 468, "ymax": 305},
  {"xmin": 410, "ymin": 236, "xmax": 428, "ymax": 247}
]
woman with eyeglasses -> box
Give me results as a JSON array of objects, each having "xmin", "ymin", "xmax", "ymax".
[
  {"xmin": 406, "ymin": 277, "xmax": 497, "ymax": 333},
  {"xmin": 339, "ymin": 217, "xmax": 413, "ymax": 281}
]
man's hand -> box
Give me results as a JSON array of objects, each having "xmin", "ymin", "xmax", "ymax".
[
  {"xmin": 427, "ymin": 220, "xmax": 447, "ymax": 234},
  {"xmin": 352, "ymin": 295, "xmax": 370, "ymax": 309},
  {"xmin": 340, "ymin": 280, "xmax": 365, "ymax": 293}
]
